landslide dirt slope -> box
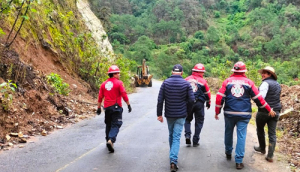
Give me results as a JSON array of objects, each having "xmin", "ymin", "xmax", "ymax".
[
  {"xmin": 0, "ymin": 40, "xmax": 97, "ymax": 150},
  {"xmin": 0, "ymin": 1, "xmax": 102, "ymax": 150}
]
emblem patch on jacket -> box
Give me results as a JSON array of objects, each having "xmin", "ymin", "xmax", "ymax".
[
  {"xmin": 231, "ymin": 84, "xmax": 244, "ymax": 97},
  {"xmin": 187, "ymin": 79, "xmax": 198, "ymax": 92},
  {"xmin": 105, "ymin": 81, "xmax": 113, "ymax": 91}
]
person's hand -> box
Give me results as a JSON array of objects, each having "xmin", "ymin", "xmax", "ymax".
[
  {"xmin": 215, "ymin": 114, "xmax": 219, "ymax": 120},
  {"xmin": 268, "ymin": 109, "xmax": 276, "ymax": 117},
  {"xmin": 157, "ymin": 116, "xmax": 163, "ymax": 123},
  {"xmin": 128, "ymin": 105, "xmax": 132, "ymax": 113},
  {"xmin": 96, "ymin": 108, "xmax": 101, "ymax": 115},
  {"xmin": 206, "ymin": 101, "xmax": 211, "ymax": 109}
]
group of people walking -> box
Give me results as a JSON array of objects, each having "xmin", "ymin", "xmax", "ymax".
[{"xmin": 97, "ymin": 62, "xmax": 281, "ymax": 171}]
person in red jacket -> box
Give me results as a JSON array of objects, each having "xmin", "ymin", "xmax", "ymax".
[
  {"xmin": 184, "ymin": 63, "xmax": 211, "ymax": 147},
  {"xmin": 215, "ymin": 61, "xmax": 275, "ymax": 169},
  {"xmin": 97, "ymin": 65, "xmax": 132, "ymax": 153}
]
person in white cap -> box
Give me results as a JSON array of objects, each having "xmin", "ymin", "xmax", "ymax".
[{"xmin": 254, "ymin": 66, "xmax": 281, "ymax": 162}]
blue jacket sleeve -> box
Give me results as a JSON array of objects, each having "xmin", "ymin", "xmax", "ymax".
[{"xmin": 157, "ymin": 82, "xmax": 165, "ymax": 117}]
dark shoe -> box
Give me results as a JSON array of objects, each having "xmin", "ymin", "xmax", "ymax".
[
  {"xmin": 225, "ymin": 153, "xmax": 232, "ymax": 160},
  {"xmin": 186, "ymin": 138, "xmax": 191, "ymax": 145},
  {"xmin": 106, "ymin": 140, "xmax": 114, "ymax": 153},
  {"xmin": 193, "ymin": 143, "xmax": 199, "ymax": 147},
  {"xmin": 170, "ymin": 163, "xmax": 178, "ymax": 172},
  {"xmin": 254, "ymin": 146, "xmax": 266, "ymax": 154},
  {"xmin": 236, "ymin": 163, "xmax": 244, "ymax": 170},
  {"xmin": 265, "ymin": 156, "xmax": 273, "ymax": 162}
]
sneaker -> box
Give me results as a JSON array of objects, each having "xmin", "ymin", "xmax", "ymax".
[
  {"xmin": 106, "ymin": 140, "xmax": 114, "ymax": 153},
  {"xmin": 265, "ymin": 156, "xmax": 273, "ymax": 162},
  {"xmin": 236, "ymin": 163, "xmax": 244, "ymax": 170},
  {"xmin": 225, "ymin": 153, "xmax": 232, "ymax": 160},
  {"xmin": 186, "ymin": 138, "xmax": 191, "ymax": 145},
  {"xmin": 193, "ymin": 143, "xmax": 199, "ymax": 147},
  {"xmin": 170, "ymin": 163, "xmax": 178, "ymax": 172},
  {"xmin": 254, "ymin": 146, "xmax": 266, "ymax": 154}
]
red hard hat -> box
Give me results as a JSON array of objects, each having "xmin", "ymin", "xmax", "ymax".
[
  {"xmin": 192, "ymin": 63, "xmax": 206, "ymax": 72},
  {"xmin": 231, "ymin": 61, "xmax": 247, "ymax": 73},
  {"xmin": 107, "ymin": 65, "xmax": 120, "ymax": 74}
]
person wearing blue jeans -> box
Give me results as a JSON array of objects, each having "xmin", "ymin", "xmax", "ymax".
[
  {"xmin": 215, "ymin": 62, "xmax": 275, "ymax": 170},
  {"xmin": 167, "ymin": 118, "xmax": 186, "ymax": 165},
  {"xmin": 224, "ymin": 116, "xmax": 250, "ymax": 163},
  {"xmin": 157, "ymin": 64, "xmax": 194, "ymax": 172}
]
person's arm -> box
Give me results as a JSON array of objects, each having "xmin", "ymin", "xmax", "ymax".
[
  {"xmin": 119, "ymin": 81, "xmax": 131, "ymax": 112},
  {"xmin": 259, "ymin": 81, "xmax": 269, "ymax": 99},
  {"xmin": 215, "ymin": 80, "xmax": 227, "ymax": 120},
  {"xmin": 157, "ymin": 82, "xmax": 165, "ymax": 123},
  {"xmin": 97, "ymin": 85, "xmax": 104, "ymax": 115},
  {"xmin": 204, "ymin": 82, "xmax": 211, "ymax": 109}
]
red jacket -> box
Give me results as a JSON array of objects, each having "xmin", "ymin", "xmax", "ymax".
[
  {"xmin": 98, "ymin": 78, "xmax": 129, "ymax": 108},
  {"xmin": 215, "ymin": 73, "xmax": 271, "ymax": 119},
  {"xmin": 185, "ymin": 72, "xmax": 211, "ymax": 103}
]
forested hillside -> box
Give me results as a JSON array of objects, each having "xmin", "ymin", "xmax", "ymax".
[{"xmin": 89, "ymin": 0, "xmax": 300, "ymax": 86}]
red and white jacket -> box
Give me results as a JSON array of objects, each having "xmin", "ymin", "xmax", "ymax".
[
  {"xmin": 215, "ymin": 73, "xmax": 271, "ymax": 119},
  {"xmin": 185, "ymin": 72, "xmax": 211, "ymax": 103},
  {"xmin": 98, "ymin": 78, "xmax": 129, "ymax": 108}
]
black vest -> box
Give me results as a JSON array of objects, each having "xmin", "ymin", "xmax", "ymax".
[{"xmin": 259, "ymin": 77, "xmax": 282, "ymax": 112}]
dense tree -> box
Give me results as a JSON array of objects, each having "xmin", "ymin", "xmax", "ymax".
[{"xmin": 88, "ymin": 0, "xmax": 300, "ymax": 83}]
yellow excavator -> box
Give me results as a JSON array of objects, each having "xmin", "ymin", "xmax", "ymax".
[{"xmin": 134, "ymin": 59, "xmax": 153, "ymax": 87}]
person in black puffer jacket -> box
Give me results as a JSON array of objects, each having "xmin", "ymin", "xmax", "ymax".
[
  {"xmin": 157, "ymin": 64, "xmax": 195, "ymax": 172},
  {"xmin": 254, "ymin": 66, "xmax": 282, "ymax": 163}
]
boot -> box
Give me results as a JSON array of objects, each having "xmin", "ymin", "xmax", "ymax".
[
  {"xmin": 170, "ymin": 163, "xmax": 178, "ymax": 172},
  {"xmin": 106, "ymin": 139, "xmax": 114, "ymax": 153},
  {"xmin": 254, "ymin": 135, "xmax": 266, "ymax": 154},
  {"xmin": 254, "ymin": 146, "xmax": 266, "ymax": 154},
  {"xmin": 266, "ymin": 142, "xmax": 276, "ymax": 162}
]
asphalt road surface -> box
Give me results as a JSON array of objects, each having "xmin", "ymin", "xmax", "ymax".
[{"xmin": 0, "ymin": 80, "xmax": 289, "ymax": 172}]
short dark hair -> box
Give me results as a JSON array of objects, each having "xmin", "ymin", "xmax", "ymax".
[{"xmin": 108, "ymin": 73, "xmax": 114, "ymax": 78}]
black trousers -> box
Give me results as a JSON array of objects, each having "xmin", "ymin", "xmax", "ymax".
[{"xmin": 255, "ymin": 111, "xmax": 279, "ymax": 148}]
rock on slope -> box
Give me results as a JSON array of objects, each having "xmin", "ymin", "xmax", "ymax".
[{"xmin": 77, "ymin": 0, "xmax": 114, "ymax": 56}]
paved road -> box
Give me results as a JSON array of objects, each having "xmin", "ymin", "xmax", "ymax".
[{"xmin": 0, "ymin": 80, "xmax": 289, "ymax": 172}]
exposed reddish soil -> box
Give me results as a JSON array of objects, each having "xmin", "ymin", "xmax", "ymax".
[{"xmin": 0, "ymin": 34, "xmax": 97, "ymax": 151}]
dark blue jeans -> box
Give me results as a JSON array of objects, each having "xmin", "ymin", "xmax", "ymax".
[
  {"xmin": 104, "ymin": 107, "xmax": 123, "ymax": 143},
  {"xmin": 184, "ymin": 101, "xmax": 205, "ymax": 144}
]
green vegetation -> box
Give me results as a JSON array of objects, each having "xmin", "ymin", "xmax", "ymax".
[
  {"xmin": 0, "ymin": 80, "xmax": 17, "ymax": 111},
  {"xmin": 47, "ymin": 73, "xmax": 70, "ymax": 96},
  {"xmin": 89, "ymin": 0, "xmax": 300, "ymax": 86}
]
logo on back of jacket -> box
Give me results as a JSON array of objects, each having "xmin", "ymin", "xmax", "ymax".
[
  {"xmin": 105, "ymin": 81, "xmax": 113, "ymax": 91},
  {"xmin": 188, "ymin": 79, "xmax": 198, "ymax": 92},
  {"xmin": 231, "ymin": 83, "xmax": 244, "ymax": 97}
]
